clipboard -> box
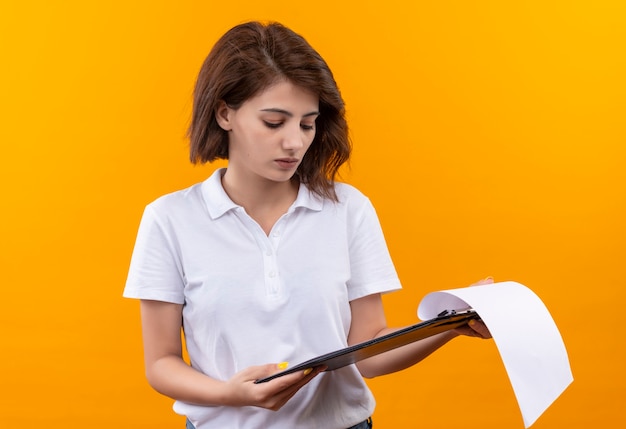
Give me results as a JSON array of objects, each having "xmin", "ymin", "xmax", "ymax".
[{"xmin": 255, "ymin": 309, "xmax": 479, "ymax": 383}]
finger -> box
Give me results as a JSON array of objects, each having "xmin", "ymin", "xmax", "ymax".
[
  {"xmin": 263, "ymin": 364, "xmax": 322, "ymax": 395},
  {"xmin": 471, "ymin": 276, "xmax": 494, "ymax": 286},
  {"xmin": 273, "ymin": 365, "xmax": 324, "ymax": 392},
  {"xmin": 239, "ymin": 362, "xmax": 289, "ymax": 383},
  {"xmin": 468, "ymin": 319, "xmax": 492, "ymax": 339},
  {"xmin": 454, "ymin": 320, "xmax": 491, "ymax": 339},
  {"xmin": 264, "ymin": 366, "xmax": 325, "ymax": 410}
]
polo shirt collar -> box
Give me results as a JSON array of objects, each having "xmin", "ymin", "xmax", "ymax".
[{"xmin": 201, "ymin": 168, "xmax": 324, "ymax": 220}]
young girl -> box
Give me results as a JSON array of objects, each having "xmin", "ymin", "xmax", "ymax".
[{"xmin": 124, "ymin": 21, "xmax": 491, "ymax": 429}]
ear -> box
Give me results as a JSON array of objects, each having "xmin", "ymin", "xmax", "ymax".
[{"xmin": 215, "ymin": 100, "xmax": 232, "ymax": 131}]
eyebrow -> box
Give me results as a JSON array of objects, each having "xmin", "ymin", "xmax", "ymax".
[{"xmin": 260, "ymin": 108, "xmax": 320, "ymax": 118}]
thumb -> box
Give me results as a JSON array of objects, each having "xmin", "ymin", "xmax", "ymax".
[
  {"xmin": 471, "ymin": 276, "xmax": 494, "ymax": 286},
  {"xmin": 239, "ymin": 362, "xmax": 289, "ymax": 382},
  {"xmin": 262, "ymin": 362, "xmax": 289, "ymax": 376},
  {"xmin": 273, "ymin": 362, "xmax": 289, "ymax": 373}
]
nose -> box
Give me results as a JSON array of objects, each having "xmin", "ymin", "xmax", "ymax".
[{"xmin": 281, "ymin": 123, "xmax": 305, "ymax": 151}]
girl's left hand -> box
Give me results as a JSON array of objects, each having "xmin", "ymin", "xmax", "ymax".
[
  {"xmin": 455, "ymin": 318, "xmax": 492, "ymax": 339},
  {"xmin": 454, "ymin": 277, "xmax": 494, "ymax": 339}
]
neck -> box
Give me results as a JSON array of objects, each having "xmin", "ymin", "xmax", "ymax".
[
  {"xmin": 221, "ymin": 169, "xmax": 298, "ymax": 208},
  {"xmin": 220, "ymin": 168, "xmax": 299, "ymax": 234}
]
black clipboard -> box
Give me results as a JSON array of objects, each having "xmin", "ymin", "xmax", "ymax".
[{"xmin": 255, "ymin": 309, "xmax": 479, "ymax": 383}]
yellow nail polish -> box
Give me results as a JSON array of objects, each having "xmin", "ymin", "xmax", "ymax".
[
  {"xmin": 303, "ymin": 368, "xmax": 313, "ymax": 376},
  {"xmin": 278, "ymin": 362, "xmax": 289, "ymax": 370}
]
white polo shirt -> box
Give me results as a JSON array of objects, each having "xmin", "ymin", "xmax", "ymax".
[{"xmin": 124, "ymin": 168, "xmax": 401, "ymax": 429}]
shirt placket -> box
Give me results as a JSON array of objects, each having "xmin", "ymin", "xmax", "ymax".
[
  {"xmin": 234, "ymin": 207, "xmax": 285, "ymax": 298},
  {"xmin": 264, "ymin": 219, "xmax": 283, "ymax": 297}
]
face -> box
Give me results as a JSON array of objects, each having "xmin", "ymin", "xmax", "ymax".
[{"xmin": 216, "ymin": 80, "xmax": 320, "ymax": 184}]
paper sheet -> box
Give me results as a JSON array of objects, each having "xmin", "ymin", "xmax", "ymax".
[{"xmin": 417, "ymin": 281, "xmax": 573, "ymax": 428}]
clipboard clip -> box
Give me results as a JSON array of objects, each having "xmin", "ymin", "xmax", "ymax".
[{"xmin": 437, "ymin": 307, "xmax": 474, "ymax": 317}]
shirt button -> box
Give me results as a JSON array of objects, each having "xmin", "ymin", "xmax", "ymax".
[{"xmin": 268, "ymin": 271, "xmax": 277, "ymax": 278}]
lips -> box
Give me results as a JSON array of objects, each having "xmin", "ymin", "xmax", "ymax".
[{"xmin": 275, "ymin": 158, "xmax": 299, "ymax": 169}]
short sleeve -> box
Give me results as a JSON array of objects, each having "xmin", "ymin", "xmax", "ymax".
[
  {"xmin": 346, "ymin": 195, "xmax": 402, "ymax": 301},
  {"xmin": 123, "ymin": 204, "xmax": 185, "ymax": 304}
]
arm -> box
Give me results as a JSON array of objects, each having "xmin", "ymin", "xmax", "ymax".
[
  {"xmin": 347, "ymin": 293, "xmax": 457, "ymax": 378},
  {"xmin": 347, "ymin": 280, "xmax": 493, "ymax": 379},
  {"xmin": 139, "ymin": 300, "xmax": 322, "ymax": 411}
]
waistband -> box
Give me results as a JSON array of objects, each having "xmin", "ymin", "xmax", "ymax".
[{"xmin": 185, "ymin": 416, "xmax": 372, "ymax": 429}]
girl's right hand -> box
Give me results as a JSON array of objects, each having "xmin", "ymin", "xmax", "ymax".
[
  {"xmin": 223, "ymin": 363, "xmax": 324, "ymax": 411},
  {"xmin": 139, "ymin": 300, "xmax": 324, "ymax": 409}
]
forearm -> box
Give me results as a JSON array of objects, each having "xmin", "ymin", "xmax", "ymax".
[
  {"xmin": 146, "ymin": 354, "xmax": 229, "ymax": 406},
  {"xmin": 145, "ymin": 354, "xmax": 320, "ymax": 411},
  {"xmin": 356, "ymin": 328, "xmax": 459, "ymax": 378},
  {"xmin": 138, "ymin": 299, "xmax": 323, "ymax": 411}
]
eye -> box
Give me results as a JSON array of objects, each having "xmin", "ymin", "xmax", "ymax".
[
  {"xmin": 300, "ymin": 123, "xmax": 315, "ymax": 131},
  {"xmin": 263, "ymin": 121, "xmax": 283, "ymax": 129}
]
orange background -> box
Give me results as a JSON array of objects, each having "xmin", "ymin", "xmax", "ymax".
[{"xmin": 1, "ymin": 1, "xmax": 625, "ymax": 427}]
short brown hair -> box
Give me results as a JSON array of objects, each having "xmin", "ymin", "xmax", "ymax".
[{"xmin": 188, "ymin": 21, "xmax": 351, "ymax": 201}]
